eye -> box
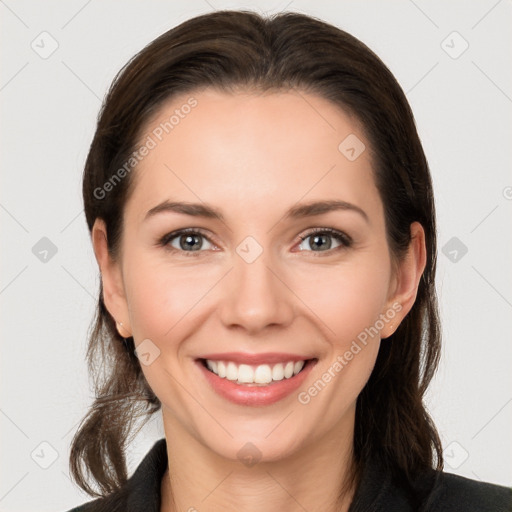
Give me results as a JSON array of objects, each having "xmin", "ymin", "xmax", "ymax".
[
  {"xmin": 158, "ymin": 227, "xmax": 352, "ymax": 257},
  {"xmin": 296, "ymin": 228, "xmax": 352, "ymax": 254},
  {"xmin": 158, "ymin": 228, "xmax": 215, "ymax": 255}
]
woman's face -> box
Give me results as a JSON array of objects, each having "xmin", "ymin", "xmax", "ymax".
[{"xmin": 95, "ymin": 88, "xmax": 422, "ymax": 463}]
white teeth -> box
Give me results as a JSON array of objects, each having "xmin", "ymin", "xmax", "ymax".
[
  {"xmin": 226, "ymin": 362, "xmax": 238, "ymax": 381},
  {"xmin": 217, "ymin": 361, "xmax": 226, "ymax": 378},
  {"xmin": 254, "ymin": 364, "xmax": 272, "ymax": 384},
  {"xmin": 206, "ymin": 359, "xmax": 217, "ymax": 373},
  {"xmin": 294, "ymin": 360, "xmax": 305, "ymax": 374},
  {"xmin": 237, "ymin": 364, "xmax": 254, "ymax": 383},
  {"xmin": 204, "ymin": 359, "xmax": 308, "ymax": 384},
  {"xmin": 272, "ymin": 363, "xmax": 284, "ymax": 381},
  {"xmin": 284, "ymin": 361, "xmax": 294, "ymax": 378}
]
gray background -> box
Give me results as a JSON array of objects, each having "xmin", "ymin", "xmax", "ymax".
[{"xmin": 1, "ymin": 1, "xmax": 511, "ymax": 510}]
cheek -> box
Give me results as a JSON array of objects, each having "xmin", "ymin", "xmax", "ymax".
[
  {"xmin": 122, "ymin": 255, "xmax": 216, "ymax": 417},
  {"xmin": 295, "ymin": 261, "xmax": 387, "ymax": 419},
  {"xmin": 124, "ymin": 255, "xmax": 216, "ymax": 340},
  {"xmin": 291, "ymin": 256, "xmax": 392, "ymax": 347}
]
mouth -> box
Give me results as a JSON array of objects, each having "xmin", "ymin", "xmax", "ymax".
[
  {"xmin": 198, "ymin": 357, "xmax": 315, "ymax": 386},
  {"xmin": 195, "ymin": 355, "xmax": 318, "ymax": 406}
]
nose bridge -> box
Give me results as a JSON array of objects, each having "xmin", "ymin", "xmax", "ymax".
[{"xmin": 218, "ymin": 237, "xmax": 294, "ymax": 333}]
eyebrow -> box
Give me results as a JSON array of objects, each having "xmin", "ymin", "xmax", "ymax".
[{"xmin": 144, "ymin": 199, "xmax": 369, "ymax": 223}]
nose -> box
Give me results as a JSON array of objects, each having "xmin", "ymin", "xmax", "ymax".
[{"xmin": 217, "ymin": 247, "xmax": 295, "ymax": 335}]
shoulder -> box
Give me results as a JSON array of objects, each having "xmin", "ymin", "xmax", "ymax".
[
  {"xmin": 352, "ymin": 456, "xmax": 511, "ymax": 512},
  {"xmin": 63, "ymin": 500, "xmax": 108, "ymax": 512},
  {"xmin": 61, "ymin": 490, "xmax": 129, "ymax": 512},
  {"xmin": 425, "ymin": 471, "xmax": 512, "ymax": 512},
  {"xmin": 62, "ymin": 438, "xmax": 168, "ymax": 512}
]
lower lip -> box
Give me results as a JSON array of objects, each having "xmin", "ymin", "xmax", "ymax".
[{"xmin": 196, "ymin": 359, "xmax": 317, "ymax": 406}]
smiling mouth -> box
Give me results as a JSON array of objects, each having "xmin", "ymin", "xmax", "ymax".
[{"xmin": 198, "ymin": 358, "xmax": 317, "ymax": 386}]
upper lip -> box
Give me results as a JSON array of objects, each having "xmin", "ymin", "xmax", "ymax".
[{"xmin": 197, "ymin": 352, "xmax": 314, "ymax": 365}]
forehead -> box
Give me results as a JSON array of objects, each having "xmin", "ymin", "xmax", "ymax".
[{"xmin": 127, "ymin": 88, "xmax": 380, "ymax": 223}]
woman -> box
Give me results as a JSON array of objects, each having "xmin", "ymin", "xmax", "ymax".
[{"xmin": 65, "ymin": 9, "xmax": 511, "ymax": 512}]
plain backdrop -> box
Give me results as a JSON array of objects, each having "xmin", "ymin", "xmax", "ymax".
[{"xmin": 1, "ymin": 1, "xmax": 511, "ymax": 510}]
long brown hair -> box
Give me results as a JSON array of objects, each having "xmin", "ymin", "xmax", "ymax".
[{"xmin": 71, "ymin": 9, "xmax": 443, "ymax": 498}]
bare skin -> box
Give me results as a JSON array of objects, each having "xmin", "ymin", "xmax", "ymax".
[{"xmin": 92, "ymin": 88, "xmax": 426, "ymax": 512}]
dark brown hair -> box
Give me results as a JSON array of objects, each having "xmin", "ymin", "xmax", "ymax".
[{"xmin": 71, "ymin": 9, "xmax": 443, "ymax": 499}]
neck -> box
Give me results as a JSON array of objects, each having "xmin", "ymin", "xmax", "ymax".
[{"xmin": 160, "ymin": 411, "xmax": 357, "ymax": 512}]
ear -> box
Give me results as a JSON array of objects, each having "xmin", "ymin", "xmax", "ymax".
[
  {"xmin": 381, "ymin": 222, "xmax": 426, "ymax": 339},
  {"xmin": 91, "ymin": 218, "xmax": 132, "ymax": 338}
]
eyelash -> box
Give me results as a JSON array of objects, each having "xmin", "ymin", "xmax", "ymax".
[{"xmin": 157, "ymin": 227, "xmax": 352, "ymax": 257}]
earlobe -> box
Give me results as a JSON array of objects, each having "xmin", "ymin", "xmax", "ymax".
[
  {"xmin": 116, "ymin": 321, "xmax": 132, "ymax": 339},
  {"xmin": 91, "ymin": 218, "xmax": 132, "ymax": 337},
  {"xmin": 381, "ymin": 222, "xmax": 426, "ymax": 339},
  {"xmin": 382, "ymin": 322, "xmax": 397, "ymax": 339}
]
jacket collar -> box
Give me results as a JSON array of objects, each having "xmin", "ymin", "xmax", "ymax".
[{"xmin": 123, "ymin": 437, "xmax": 434, "ymax": 512}]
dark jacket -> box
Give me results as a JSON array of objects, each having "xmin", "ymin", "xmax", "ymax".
[{"xmin": 65, "ymin": 438, "xmax": 512, "ymax": 512}]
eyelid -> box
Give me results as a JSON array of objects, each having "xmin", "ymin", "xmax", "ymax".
[{"xmin": 298, "ymin": 227, "xmax": 352, "ymax": 245}]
